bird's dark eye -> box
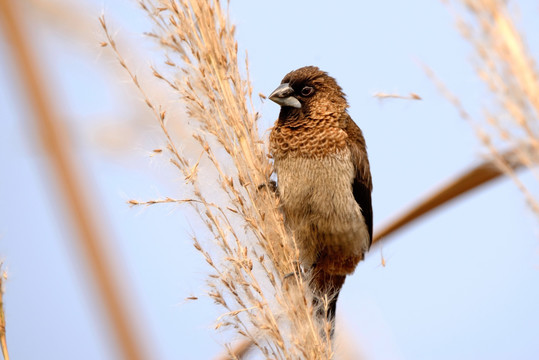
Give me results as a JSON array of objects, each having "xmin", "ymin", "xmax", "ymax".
[{"xmin": 300, "ymin": 86, "xmax": 314, "ymax": 96}]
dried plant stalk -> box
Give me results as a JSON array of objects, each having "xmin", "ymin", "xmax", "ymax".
[
  {"xmin": 0, "ymin": 1, "xmax": 148, "ymax": 359},
  {"xmin": 373, "ymin": 92, "xmax": 422, "ymax": 100},
  {"xmin": 102, "ymin": 0, "xmax": 333, "ymax": 358},
  {"xmin": 447, "ymin": 0, "xmax": 539, "ymax": 214},
  {"xmin": 0, "ymin": 264, "xmax": 8, "ymax": 360},
  {"xmin": 373, "ymin": 145, "xmax": 529, "ymax": 243}
]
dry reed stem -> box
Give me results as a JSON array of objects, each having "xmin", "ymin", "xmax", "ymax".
[
  {"xmin": 440, "ymin": 0, "xmax": 539, "ymax": 215},
  {"xmin": 373, "ymin": 146, "xmax": 528, "ymax": 243},
  {"xmin": 373, "ymin": 92, "xmax": 422, "ymax": 100},
  {"xmin": 0, "ymin": 264, "xmax": 8, "ymax": 360},
  {"xmin": 102, "ymin": 0, "xmax": 333, "ymax": 358},
  {"xmin": 214, "ymin": 338, "xmax": 253, "ymax": 360},
  {"xmin": 0, "ymin": 2, "xmax": 148, "ymax": 359}
]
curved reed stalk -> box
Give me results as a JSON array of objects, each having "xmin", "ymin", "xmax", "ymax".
[
  {"xmin": 0, "ymin": 264, "xmax": 8, "ymax": 360},
  {"xmin": 0, "ymin": 2, "xmax": 148, "ymax": 359}
]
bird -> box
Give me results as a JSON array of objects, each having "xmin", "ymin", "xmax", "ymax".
[{"xmin": 268, "ymin": 66, "xmax": 373, "ymax": 335}]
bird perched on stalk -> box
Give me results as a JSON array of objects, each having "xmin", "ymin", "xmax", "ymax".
[{"xmin": 268, "ymin": 66, "xmax": 373, "ymax": 335}]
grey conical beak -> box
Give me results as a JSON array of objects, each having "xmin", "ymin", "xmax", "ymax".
[{"xmin": 268, "ymin": 83, "xmax": 301, "ymax": 108}]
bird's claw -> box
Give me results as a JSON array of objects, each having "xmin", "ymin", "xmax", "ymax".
[
  {"xmin": 257, "ymin": 180, "xmax": 277, "ymax": 194},
  {"xmin": 282, "ymin": 261, "xmax": 303, "ymax": 283}
]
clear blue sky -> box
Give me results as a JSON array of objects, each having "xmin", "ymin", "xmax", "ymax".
[{"xmin": 1, "ymin": 0, "xmax": 538, "ymax": 359}]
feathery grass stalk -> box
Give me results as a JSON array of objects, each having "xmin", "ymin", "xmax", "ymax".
[
  {"xmin": 373, "ymin": 92, "xmax": 422, "ymax": 100},
  {"xmin": 0, "ymin": 264, "xmax": 8, "ymax": 360},
  {"xmin": 445, "ymin": 0, "xmax": 539, "ymax": 215},
  {"xmin": 102, "ymin": 0, "xmax": 333, "ymax": 358},
  {"xmin": 214, "ymin": 339, "xmax": 253, "ymax": 360}
]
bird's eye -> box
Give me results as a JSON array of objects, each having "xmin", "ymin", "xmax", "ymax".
[{"xmin": 300, "ymin": 86, "xmax": 314, "ymax": 96}]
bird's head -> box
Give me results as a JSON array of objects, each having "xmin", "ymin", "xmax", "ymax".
[{"xmin": 269, "ymin": 66, "xmax": 348, "ymax": 124}]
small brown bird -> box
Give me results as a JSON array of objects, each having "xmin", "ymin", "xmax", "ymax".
[{"xmin": 268, "ymin": 66, "xmax": 372, "ymax": 333}]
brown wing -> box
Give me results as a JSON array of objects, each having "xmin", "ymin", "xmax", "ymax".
[{"xmin": 344, "ymin": 114, "xmax": 373, "ymax": 248}]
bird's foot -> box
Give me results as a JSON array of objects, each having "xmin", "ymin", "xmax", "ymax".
[
  {"xmin": 282, "ymin": 261, "xmax": 304, "ymax": 283},
  {"xmin": 257, "ymin": 180, "xmax": 278, "ymax": 195}
]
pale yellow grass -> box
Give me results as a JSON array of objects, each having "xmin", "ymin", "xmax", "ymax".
[
  {"xmin": 102, "ymin": 0, "xmax": 334, "ymax": 358},
  {"xmin": 0, "ymin": 264, "xmax": 8, "ymax": 360},
  {"xmin": 442, "ymin": 0, "xmax": 539, "ymax": 215},
  {"xmin": 0, "ymin": 1, "xmax": 148, "ymax": 359}
]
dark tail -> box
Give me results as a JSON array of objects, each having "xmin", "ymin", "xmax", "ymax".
[{"xmin": 310, "ymin": 269, "xmax": 346, "ymax": 338}]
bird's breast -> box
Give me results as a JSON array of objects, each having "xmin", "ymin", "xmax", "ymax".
[
  {"xmin": 274, "ymin": 148, "xmax": 370, "ymax": 274},
  {"xmin": 276, "ymin": 149, "xmax": 355, "ymax": 224}
]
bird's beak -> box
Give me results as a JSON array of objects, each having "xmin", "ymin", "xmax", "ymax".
[{"xmin": 268, "ymin": 83, "xmax": 301, "ymax": 108}]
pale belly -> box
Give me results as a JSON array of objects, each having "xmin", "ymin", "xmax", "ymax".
[{"xmin": 275, "ymin": 149, "xmax": 370, "ymax": 275}]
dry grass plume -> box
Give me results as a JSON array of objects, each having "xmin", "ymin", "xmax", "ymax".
[
  {"xmin": 437, "ymin": 0, "xmax": 539, "ymax": 215},
  {"xmin": 0, "ymin": 263, "xmax": 8, "ymax": 360},
  {"xmin": 101, "ymin": 0, "xmax": 334, "ymax": 358}
]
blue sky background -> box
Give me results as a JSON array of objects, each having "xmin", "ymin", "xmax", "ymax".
[{"xmin": 0, "ymin": 0, "xmax": 538, "ymax": 359}]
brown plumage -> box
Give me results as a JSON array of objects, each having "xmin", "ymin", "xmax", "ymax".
[{"xmin": 268, "ymin": 66, "xmax": 372, "ymax": 335}]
